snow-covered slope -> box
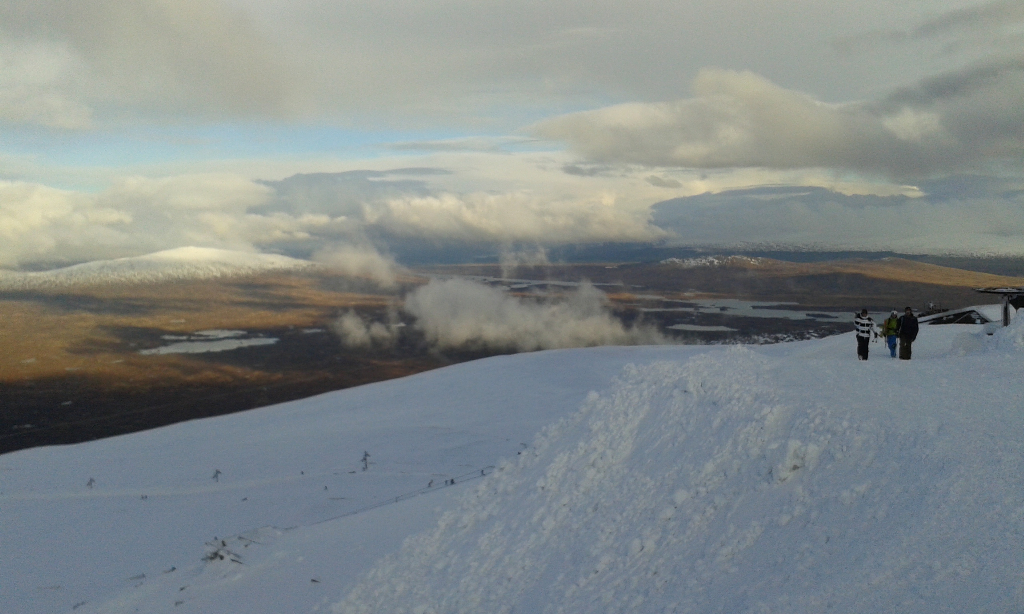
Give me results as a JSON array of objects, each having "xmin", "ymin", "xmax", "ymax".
[
  {"xmin": 3, "ymin": 324, "xmax": 1024, "ymax": 613},
  {"xmin": 0, "ymin": 247, "xmax": 312, "ymax": 289}
]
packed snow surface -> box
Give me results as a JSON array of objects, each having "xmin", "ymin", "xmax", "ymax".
[
  {"xmin": 3, "ymin": 322, "xmax": 1024, "ymax": 613},
  {"xmin": 0, "ymin": 247, "xmax": 312, "ymax": 289}
]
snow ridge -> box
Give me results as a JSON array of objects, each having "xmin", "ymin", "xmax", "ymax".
[
  {"xmin": 334, "ymin": 348, "xmax": 792, "ymax": 613},
  {"xmin": 334, "ymin": 345, "xmax": 1023, "ymax": 614},
  {"xmin": 0, "ymin": 247, "xmax": 313, "ymax": 290}
]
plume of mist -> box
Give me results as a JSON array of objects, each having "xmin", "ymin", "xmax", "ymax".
[
  {"xmin": 331, "ymin": 307, "xmax": 401, "ymax": 349},
  {"xmin": 498, "ymin": 246, "xmax": 550, "ymax": 279},
  {"xmin": 312, "ymin": 245, "xmax": 400, "ymax": 288},
  {"xmin": 403, "ymin": 278, "xmax": 664, "ymax": 352}
]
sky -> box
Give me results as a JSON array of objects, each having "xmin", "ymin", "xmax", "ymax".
[{"xmin": 1, "ymin": 0, "xmax": 1022, "ymax": 269}]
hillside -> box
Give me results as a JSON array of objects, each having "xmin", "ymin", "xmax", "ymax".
[
  {"xmin": 0, "ymin": 247, "xmax": 317, "ymax": 290},
  {"xmin": 424, "ymin": 258, "xmax": 1024, "ymax": 310},
  {"xmin": 0, "ymin": 259, "xmax": 432, "ymax": 453},
  {"xmin": 3, "ymin": 320, "xmax": 1023, "ymax": 613},
  {"xmin": 5, "ymin": 250, "xmax": 1022, "ymax": 453}
]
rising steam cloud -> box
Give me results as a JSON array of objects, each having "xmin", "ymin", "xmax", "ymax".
[
  {"xmin": 404, "ymin": 278, "xmax": 664, "ymax": 351},
  {"xmin": 331, "ymin": 310, "xmax": 401, "ymax": 348},
  {"xmin": 312, "ymin": 246, "xmax": 400, "ymax": 288},
  {"xmin": 498, "ymin": 246, "xmax": 550, "ymax": 279},
  {"xmin": 333, "ymin": 278, "xmax": 665, "ymax": 352}
]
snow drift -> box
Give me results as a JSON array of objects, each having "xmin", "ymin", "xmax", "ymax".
[{"xmin": 334, "ymin": 332, "xmax": 1024, "ymax": 613}]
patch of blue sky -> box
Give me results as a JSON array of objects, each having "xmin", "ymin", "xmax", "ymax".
[{"xmin": 0, "ymin": 122, "xmax": 478, "ymax": 171}]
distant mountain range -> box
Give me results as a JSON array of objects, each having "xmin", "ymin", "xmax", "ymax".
[{"xmin": 0, "ymin": 247, "xmax": 314, "ymax": 290}]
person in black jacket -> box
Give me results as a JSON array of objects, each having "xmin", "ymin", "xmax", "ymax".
[{"xmin": 896, "ymin": 306, "xmax": 919, "ymax": 360}]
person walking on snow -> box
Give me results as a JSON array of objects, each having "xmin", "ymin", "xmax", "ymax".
[
  {"xmin": 854, "ymin": 309, "xmax": 878, "ymax": 360},
  {"xmin": 896, "ymin": 306, "xmax": 919, "ymax": 360},
  {"xmin": 881, "ymin": 310, "xmax": 900, "ymax": 358}
]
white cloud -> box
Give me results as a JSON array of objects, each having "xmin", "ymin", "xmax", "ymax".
[
  {"xmin": 331, "ymin": 310, "xmax": 400, "ymax": 349},
  {"xmin": 841, "ymin": 0, "xmax": 1024, "ymax": 56},
  {"xmin": 881, "ymin": 109, "xmax": 944, "ymax": 143},
  {"xmin": 258, "ymin": 154, "xmax": 676, "ymax": 246},
  {"xmin": 652, "ymin": 182, "xmax": 1024, "ymax": 256},
  {"xmin": 5, "ymin": 151, "xmax": 990, "ymax": 271},
  {"xmin": 499, "ymin": 246, "xmax": 550, "ymax": 279},
  {"xmin": 0, "ymin": 156, "xmax": 673, "ymax": 269},
  {"xmin": 312, "ymin": 245, "xmax": 401, "ymax": 289},
  {"xmin": 0, "ymin": 0, "xmax": 297, "ymax": 126},
  {"xmin": 363, "ymin": 191, "xmax": 666, "ymax": 244},
  {"xmin": 0, "ymin": 181, "xmax": 102, "ymax": 265},
  {"xmin": 403, "ymin": 278, "xmax": 664, "ymax": 351},
  {"xmin": 99, "ymin": 174, "xmax": 272, "ymax": 212},
  {"xmin": 1, "ymin": 0, "xmax": 997, "ymax": 128},
  {"xmin": 0, "ymin": 40, "xmax": 93, "ymax": 129},
  {"xmin": 0, "ymin": 174, "xmax": 340, "ymax": 267},
  {"xmin": 330, "ymin": 277, "xmax": 667, "ymax": 353},
  {"xmin": 534, "ymin": 64, "xmax": 1024, "ymax": 179}
]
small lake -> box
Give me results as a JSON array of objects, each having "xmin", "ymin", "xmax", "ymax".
[
  {"xmin": 140, "ymin": 330, "xmax": 279, "ymax": 355},
  {"xmin": 641, "ymin": 299, "xmax": 851, "ymax": 322}
]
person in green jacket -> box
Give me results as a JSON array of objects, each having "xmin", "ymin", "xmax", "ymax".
[{"xmin": 881, "ymin": 310, "xmax": 899, "ymax": 358}]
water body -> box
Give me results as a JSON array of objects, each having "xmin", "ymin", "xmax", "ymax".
[
  {"xmin": 643, "ymin": 299, "xmax": 851, "ymax": 322},
  {"xmin": 667, "ymin": 324, "xmax": 738, "ymax": 332},
  {"xmin": 140, "ymin": 330, "xmax": 279, "ymax": 355}
]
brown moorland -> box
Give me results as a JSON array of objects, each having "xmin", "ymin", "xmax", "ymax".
[
  {"xmin": 420, "ymin": 258, "xmax": 1024, "ymax": 311},
  {"xmin": 3, "ymin": 258, "xmax": 1021, "ymax": 454},
  {"xmin": 0, "ymin": 271, "xmax": 444, "ymax": 454}
]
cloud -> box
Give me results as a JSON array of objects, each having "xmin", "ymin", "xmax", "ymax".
[
  {"xmin": 312, "ymin": 245, "xmax": 401, "ymax": 289},
  {"xmin": 363, "ymin": 191, "xmax": 667, "ymax": 244},
  {"xmin": 911, "ymin": 0, "xmax": 1024, "ymax": 40},
  {"xmin": 0, "ymin": 156, "xmax": 675, "ymax": 269},
  {"xmin": 402, "ymin": 278, "xmax": 664, "ymax": 351},
  {"xmin": 257, "ymin": 164, "xmax": 670, "ymax": 252},
  {"xmin": 332, "ymin": 309, "xmax": 401, "ymax": 349},
  {"xmin": 0, "ymin": 0, "xmax": 297, "ymax": 126},
  {"xmin": 387, "ymin": 137, "xmax": 534, "ymax": 154},
  {"xmin": 1, "ymin": 160, "xmax": 673, "ymax": 269},
  {"xmin": 98, "ymin": 174, "xmax": 272, "ymax": 212},
  {"xmin": 872, "ymin": 59, "xmax": 1024, "ymax": 166},
  {"xmin": 0, "ymin": 173, "xmax": 350, "ymax": 267},
  {"xmin": 331, "ymin": 277, "xmax": 667, "ymax": 352},
  {"xmin": 256, "ymin": 170, "xmax": 443, "ymax": 218},
  {"xmin": 0, "ymin": 181, "xmax": 110, "ymax": 266},
  {"xmin": 3, "ymin": 152, "xmax": 1016, "ymax": 273},
  {"xmin": 498, "ymin": 246, "xmax": 550, "ymax": 279},
  {"xmin": 650, "ymin": 180, "xmax": 1024, "ymax": 255},
  {"xmin": 0, "ymin": 40, "xmax": 93, "ymax": 129},
  {"xmin": 838, "ymin": 0, "xmax": 1024, "ymax": 50},
  {"xmin": 5, "ymin": 0, "xmax": 979, "ymax": 129},
  {"xmin": 533, "ymin": 66, "xmax": 1024, "ymax": 179}
]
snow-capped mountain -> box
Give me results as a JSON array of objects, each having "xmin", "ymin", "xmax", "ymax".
[
  {"xmin": 3, "ymin": 321, "xmax": 1024, "ymax": 613},
  {"xmin": 0, "ymin": 247, "xmax": 313, "ymax": 290}
]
